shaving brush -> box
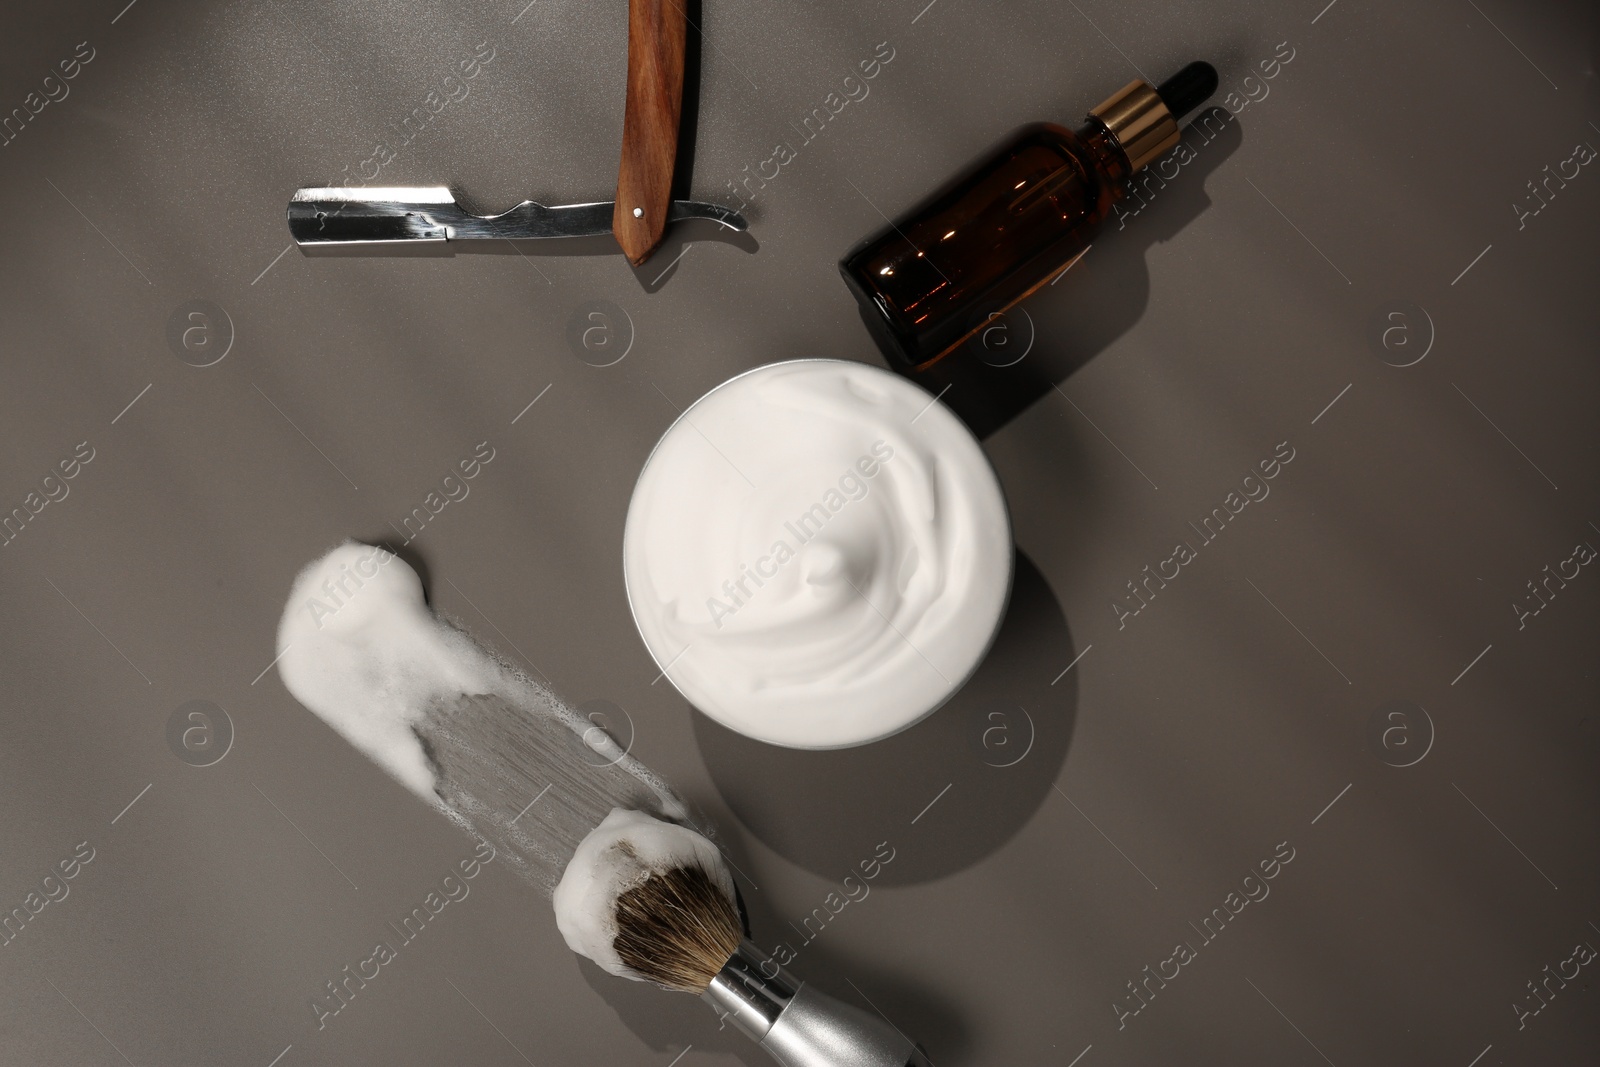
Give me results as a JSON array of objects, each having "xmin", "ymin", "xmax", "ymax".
[
  {"xmin": 274, "ymin": 546, "xmax": 929, "ymax": 1065},
  {"xmin": 555, "ymin": 810, "xmax": 930, "ymax": 1067}
]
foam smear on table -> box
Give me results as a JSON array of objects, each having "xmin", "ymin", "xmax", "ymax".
[{"xmin": 276, "ymin": 541, "xmax": 689, "ymax": 893}]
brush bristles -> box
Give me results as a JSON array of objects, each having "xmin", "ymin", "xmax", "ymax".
[{"xmin": 613, "ymin": 864, "xmax": 743, "ymax": 993}]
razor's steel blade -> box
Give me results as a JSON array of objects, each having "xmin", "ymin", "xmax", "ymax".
[{"xmin": 287, "ymin": 186, "xmax": 747, "ymax": 246}]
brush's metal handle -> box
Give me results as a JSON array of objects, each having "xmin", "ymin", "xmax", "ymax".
[{"xmin": 703, "ymin": 943, "xmax": 931, "ymax": 1067}]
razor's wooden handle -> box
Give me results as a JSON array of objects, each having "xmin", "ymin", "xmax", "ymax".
[{"xmin": 613, "ymin": 0, "xmax": 687, "ymax": 265}]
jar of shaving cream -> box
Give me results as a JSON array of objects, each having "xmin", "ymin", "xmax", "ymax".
[{"xmin": 623, "ymin": 360, "xmax": 1012, "ymax": 749}]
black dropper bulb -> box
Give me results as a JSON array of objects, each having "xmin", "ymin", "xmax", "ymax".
[{"xmin": 1156, "ymin": 61, "xmax": 1219, "ymax": 120}]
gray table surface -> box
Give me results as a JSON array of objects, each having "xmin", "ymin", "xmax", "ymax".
[{"xmin": 2, "ymin": 1, "xmax": 1597, "ymax": 1064}]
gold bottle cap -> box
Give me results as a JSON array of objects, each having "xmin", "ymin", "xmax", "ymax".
[{"xmin": 1090, "ymin": 79, "xmax": 1179, "ymax": 172}]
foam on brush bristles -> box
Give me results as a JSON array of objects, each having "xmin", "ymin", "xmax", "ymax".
[{"xmin": 554, "ymin": 809, "xmax": 742, "ymax": 992}]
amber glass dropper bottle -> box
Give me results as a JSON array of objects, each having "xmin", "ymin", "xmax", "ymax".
[{"xmin": 840, "ymin": 61, "xmax": 1218, "ymax": 372}]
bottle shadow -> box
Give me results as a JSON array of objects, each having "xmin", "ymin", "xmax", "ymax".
[
  {"xmin": 880, "ymin": 107, "xmax": 1244, "ymax": 439},
  {"xmin": 692, "ymin": 549, "xmax": 1077, "ymax": 887}
]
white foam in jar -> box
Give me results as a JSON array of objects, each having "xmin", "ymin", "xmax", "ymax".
[{"xmin": 623, "ymin": 359, "xmax": 1012, "ymax": 749}]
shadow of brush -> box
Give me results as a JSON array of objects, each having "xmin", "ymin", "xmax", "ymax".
[
  {"xmin": 577, "ymin": 953, "xmax": 763, "ymax": 1065},
  {"xmin": 576, "ymin": 922, "xmax": 970, "ymax": 1066}
]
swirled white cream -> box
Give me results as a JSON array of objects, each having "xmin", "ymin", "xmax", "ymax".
[{"xmin": 623, "ymin": 360, "xmax": 1011, "ymax": 749}]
